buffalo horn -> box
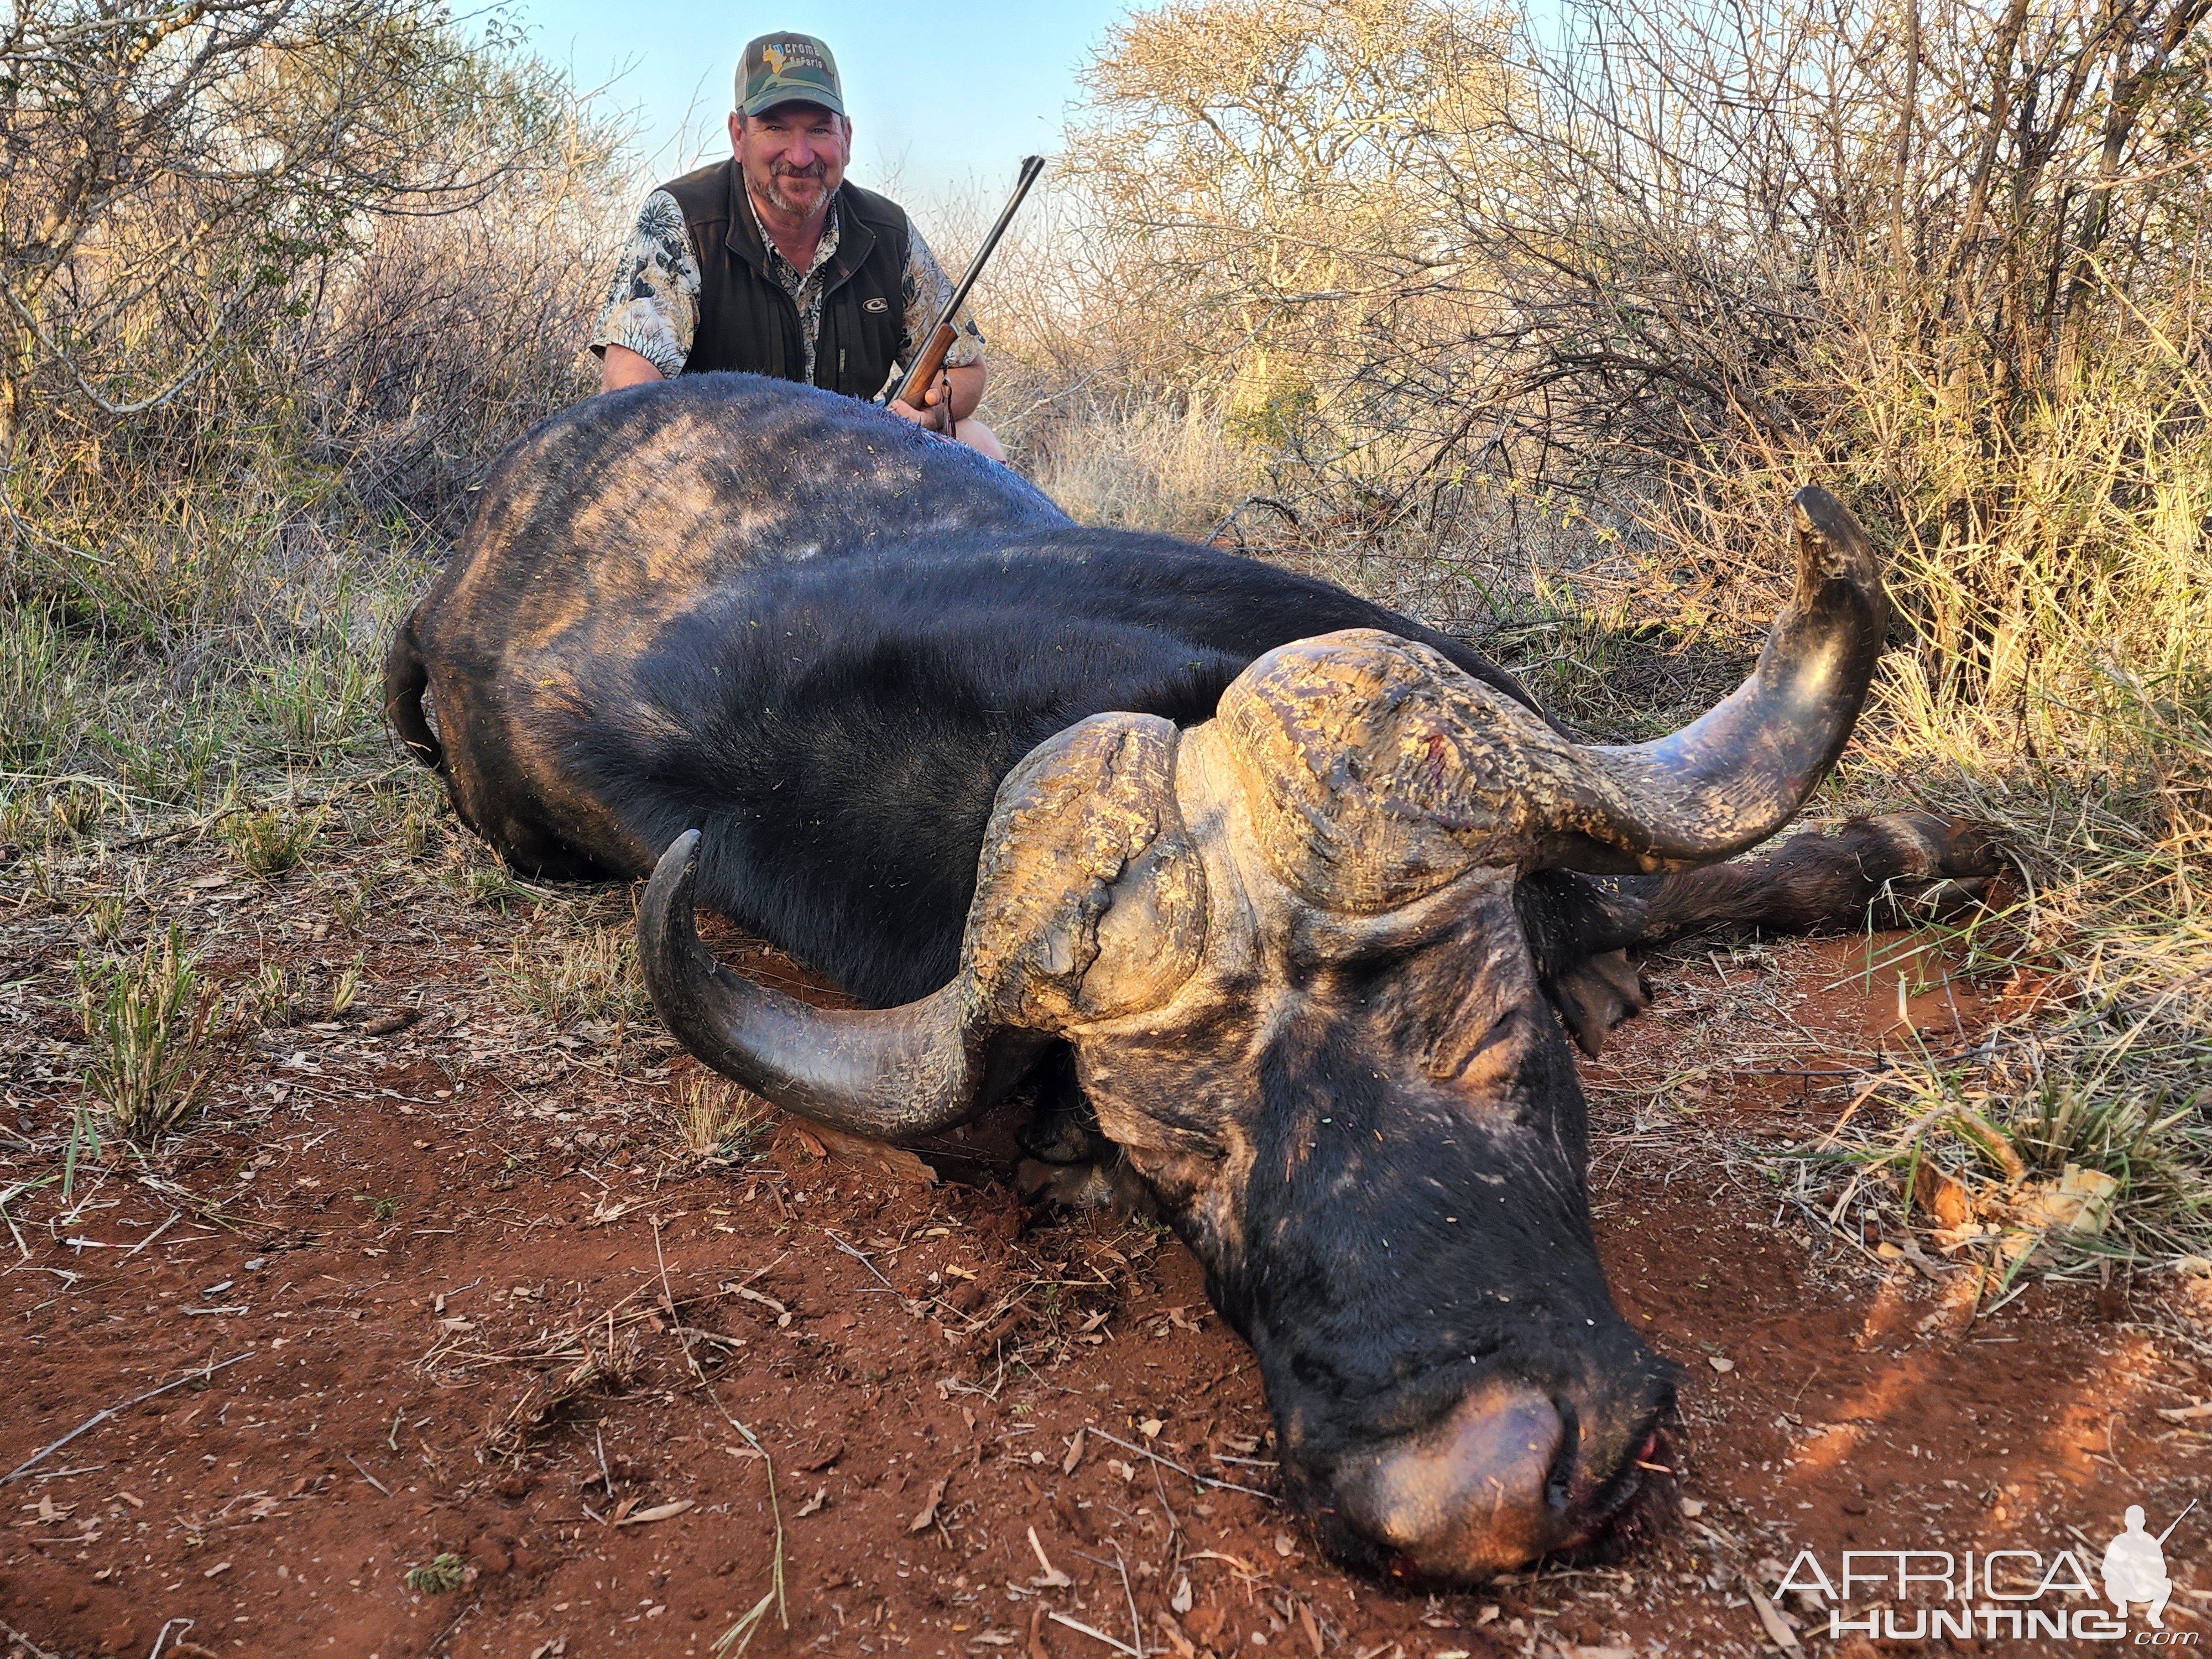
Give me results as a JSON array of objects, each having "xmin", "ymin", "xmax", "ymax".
[
  {"xmin": 637, "ymin": 831, "xmax": 1049, "ymax": 1138},
  {"xmin": 1533, "ymin": 485, "xmax": 1889, "ymax": 873}
]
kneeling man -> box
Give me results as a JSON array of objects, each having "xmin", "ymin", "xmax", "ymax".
[
  {"xmin": 2102, "ymin": 1505, "xmax": 2173, "ymax": 1628},
  {"xmin": 591, "ymin": 32, "xmax": 1003, "ymax": 460}
]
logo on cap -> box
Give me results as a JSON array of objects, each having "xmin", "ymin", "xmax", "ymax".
[{"xmin": 740, "ymin": 32, "xmax": 844, "ymax": 118}]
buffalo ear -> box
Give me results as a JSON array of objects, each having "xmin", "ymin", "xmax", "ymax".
[{"xmin": 1543, "ymin": 949, "xmax": 1649, "ymax": 1058}]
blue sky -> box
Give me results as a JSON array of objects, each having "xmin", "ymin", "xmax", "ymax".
[{"xmin": 508, "ymin": 0, "xmax": 1141, "ymax": 201}]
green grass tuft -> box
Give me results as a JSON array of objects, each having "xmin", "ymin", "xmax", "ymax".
[
  {"xmin": 223, "ymin": 804, "xmax": 325, "ymax": 879},
  {"xmin": 403, "ymin": 1553, "xmax": 468, "ymax": 1594},
  {"xmin": 75, "ymin": 924, "xmax": 222, "ymax": 1140}
]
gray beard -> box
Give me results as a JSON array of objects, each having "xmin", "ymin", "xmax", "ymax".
[{"xmin": 764, "ymin": 169, "xmax": 826, "ymax": 216}]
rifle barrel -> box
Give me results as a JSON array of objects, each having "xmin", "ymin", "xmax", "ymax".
[
  {"xmin": 889, "ymin": 154, "xmax": 1046, "ymax": 409},
  {"xmin": 2155, "ymin": 1497, "xmax": 2197, "ymax": 1546}
]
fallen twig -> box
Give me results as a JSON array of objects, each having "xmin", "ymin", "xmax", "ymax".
[
  {"xmin": 122, "ymin": 1172, "xmax": 274, "ymax": 1239},
  {"xmin": 1108, "ymin": 1545, "xmax": 1145, "ymax": 1658},
  {"xmin": 118, "ymin": 1209, "xmax": 180, "ymax": 1261},
  {"xmin": 1047, "ymin": 1611, "xmax": 1142, "ymax": 1657},
  {"xmin": 825, "ymin": 1229, "xmax": 899, "ymax": 1292},
  {"xmin": 422, "ymin": 1592, "xmax": 483, "ymax": 1658},
  {"xmin": 1086, "ymin": 1427, "xmax": 1277, "ymax": 1503},
  {"xmin": 0, "ymin": 1177, "xmax": 50, "ymax": 1260},
  {"xmin": 2, "ymin": 1352, "xmax": 249, "ymax": 1486},
  {"xmin": 1149, "ymin": 1456, "xmax": 1181, "ymax": 1536},
  {"xmin": 0, "ymin": 1616, "xmax": 60, "ymax": 1659},
  {"xmin": 345, "ymin": 1455, "xmax": 391, "ymax": 1496}
]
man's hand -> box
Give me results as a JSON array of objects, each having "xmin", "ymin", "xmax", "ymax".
[
  {"xmin": 601, "ymin": 343, "xmax": 665, "ymax": 393},
  {"xmin": 889, "ymin": 360, "xmax": 986, "ymax": 431},
  {"xmin": 886, "ymin": 392, "xmax": 943, "ymax": 430}
]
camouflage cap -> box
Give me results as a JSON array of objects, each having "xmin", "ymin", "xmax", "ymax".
[{"xmin": 738, "ymin": 33, "xmax": 845, "ymax": 118}]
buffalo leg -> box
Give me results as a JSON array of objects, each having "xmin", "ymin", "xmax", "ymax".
[
  {"xmin": 1010, "ymin": 1046, "xmax": 1159, "ymax": 1214},
  {"xmin": 1522, "ymin": 812, "xmax": 1998, "ymax": 1055},
  {"xmin": 1631, "ymin": 812, "xmax": 1996, "ymax": 943}
]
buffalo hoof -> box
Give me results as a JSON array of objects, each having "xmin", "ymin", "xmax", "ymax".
[
  {"xmin": 1015, "ymin": 1154, "xmax": 1156, "ymax": 1219},
  {"xmin": 1548, "ymin": 948, "xmax": 1651, "ymax": 1058},
  {"xmin": 1863, "ymin": 811, "xmax": 2003, "ymax": 928}
]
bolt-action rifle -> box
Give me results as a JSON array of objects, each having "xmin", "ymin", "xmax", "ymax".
[{"xmin": 885, "ymin": 154, "xmax": 1045, "ymax": 437}]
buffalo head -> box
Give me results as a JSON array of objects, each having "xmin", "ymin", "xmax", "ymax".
[{"xmin": 637, "ymin": 487, "xmax": 1886, "ymax": 1581}]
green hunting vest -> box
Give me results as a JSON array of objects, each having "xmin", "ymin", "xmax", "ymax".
[{"xmin": 659, "ymin": 161, "xmax": 911, "ymax": 400}]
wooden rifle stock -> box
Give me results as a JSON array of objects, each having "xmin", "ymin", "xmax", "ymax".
[{"xmin": 895, "ymin": 322, "xmax": 962, "ymax": 427}]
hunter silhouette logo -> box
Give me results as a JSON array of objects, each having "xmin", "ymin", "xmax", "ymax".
[{"xmin": 2105, "ymin": 1501, "xmax": 2194, "ymax": 1629}]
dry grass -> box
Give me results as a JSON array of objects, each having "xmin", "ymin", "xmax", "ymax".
[
  {"xmin": 498, "ymin": 924, "xmax": 649, "ymax": 1030},
  {"xmin": 238, "ymin": 963, "xmax": 300, "ymax": 1031},
  {"xmin": 4, "ymin": 0, "xmax": 2203, "ymax": 1269},
  {"xmin": 1020, "ymin": 397, "xmax": 1258, "ymax": 538},
  {"xmin": 1656, "ymin": 321, "xmax": 2212, "ymax": 1259},
  {"xmin": 328, "ymin": 953, "xmax": 365, "ymax": 1018},
  {"xmin": 81, "ymin": 892, "xmax": 129, "ymax": 947},
  {"xmin": 222, "ymin": 804, "xmax": 326, "ymax": 880},
  {"xmin": 675, "ymin": 1077, "xmax": 770, "ymax": 1166},
  {"xmin": 482, "ymin": 1331, "xmax": 645, "ymax": 1464}
]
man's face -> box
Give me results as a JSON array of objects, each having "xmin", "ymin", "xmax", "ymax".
[{"xmin": 731, "ymin": 102, "xmax": 849, "ymax": 219}]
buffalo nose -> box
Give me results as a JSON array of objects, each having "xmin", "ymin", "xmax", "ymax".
[{"xmin": 1329, "ymin": 1386, "xmax": 1569, "ymax": 1582}]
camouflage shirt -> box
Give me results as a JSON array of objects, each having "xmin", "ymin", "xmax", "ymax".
[{"xmin": 589, "ymin": 182, "xmax": 983, "ymax": 392}]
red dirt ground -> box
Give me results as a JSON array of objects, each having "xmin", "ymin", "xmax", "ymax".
[{"xmin": 3, "ymin": 836, "xmax": 2208, "ymax": 1659}]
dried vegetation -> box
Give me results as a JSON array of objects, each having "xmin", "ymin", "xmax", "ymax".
[
  {"xmin": 1, "ymin": 0, "xmax": 2206, "ymax": 1310},
  {"xmin": 1, "ymin": 12, "xmax": 2208, "ymax": 1647}
]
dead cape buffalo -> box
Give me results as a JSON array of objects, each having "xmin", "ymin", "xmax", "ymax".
[{"xmin": 385, "ymin": 373, "xmax": 1989, "ymax": 1584}]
